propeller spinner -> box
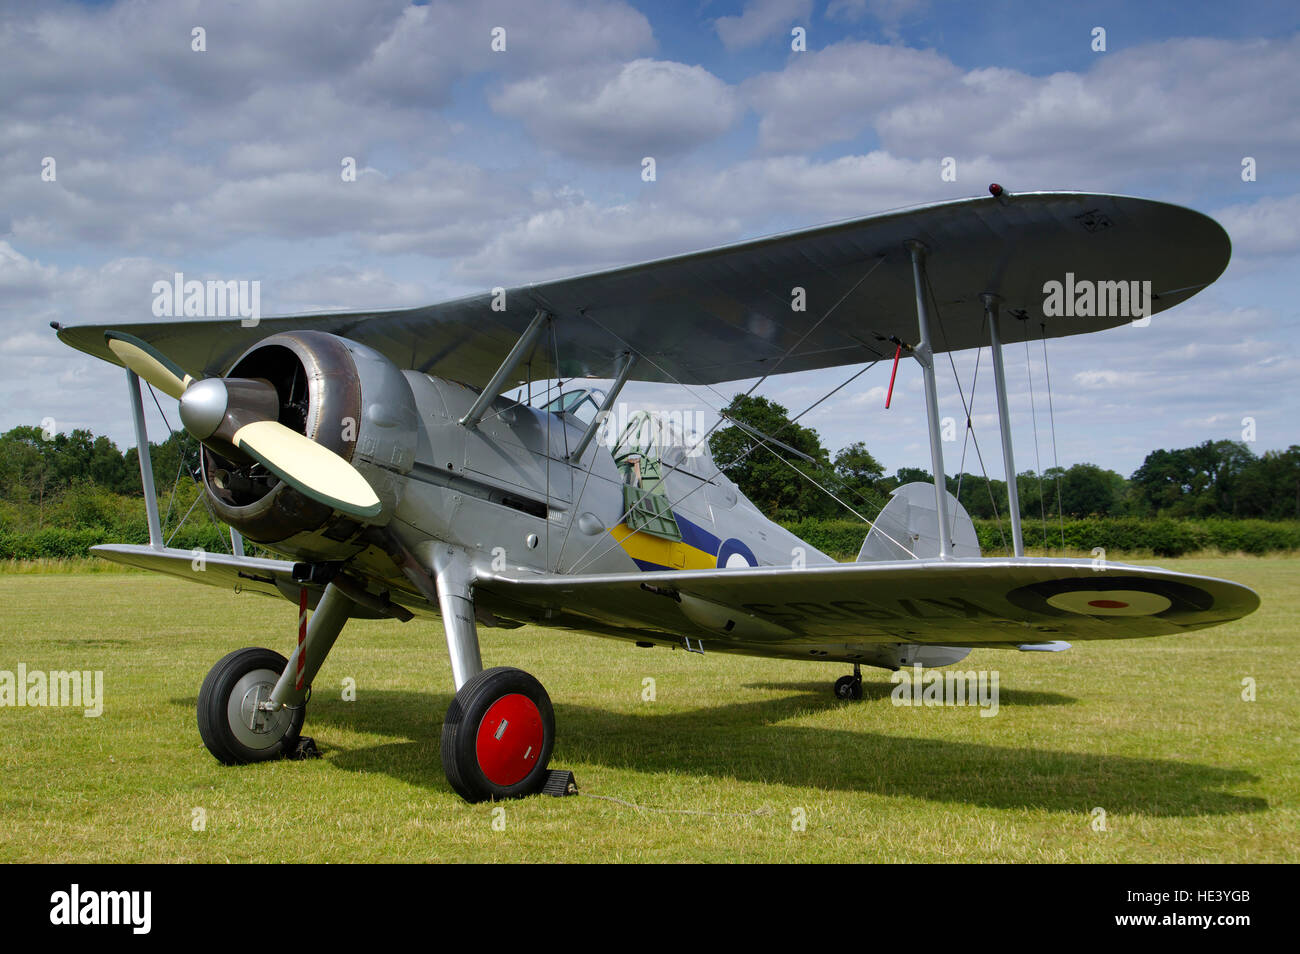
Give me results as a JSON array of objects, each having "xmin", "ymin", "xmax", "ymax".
[{"xmin": 104, "ymin": 331, "xmax": 382, "ymax": 519}]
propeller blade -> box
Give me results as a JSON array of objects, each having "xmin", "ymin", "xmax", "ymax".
[
  {"xmin": 232, "ymin": 419, "xmax": 382, "ymax": 519},
  {"xmin": 105, "ymin": 331, "xmax": 196, "ymax": 399}
]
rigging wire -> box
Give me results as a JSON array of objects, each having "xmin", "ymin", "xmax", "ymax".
[
  {"xmin": 144, "ymin": 381, "xmax": 231, "ymax": 554},
  {"xmin": 922, "ymin": 272, "xmax": 1009, "ymax": 554},
  {"xmin": 1024, "ymin": 334, "xmax": 1050, "ymax": 552},
  {"xmin": 564, "ymin": 354, "xmax": 918, "ymax": 573},
  {"xmin": 1041, "ymin": 325, "xmax": 1066, "ymax": 550},
  {"xmin": 544, "ymin": 319, "xmax": 554, "ymax": 563},
  {"xmin": 556, "ymin": 253, "xmax": 909, "ymax": 571},
  {"xmin": 740, "ymin": 256, "xmax": 886, "ymax": 396},
  {"xmin": 147, "ymin": 383, "xmax": 184, "ymax": 534},
  {"xmin": 564, "ymin": 357, "xmax": 880, "ymax": 572}
]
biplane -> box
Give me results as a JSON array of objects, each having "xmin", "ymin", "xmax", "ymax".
[{"xmin": 57, "ymin": 188, "xmax": 1260, "ymax": 802}]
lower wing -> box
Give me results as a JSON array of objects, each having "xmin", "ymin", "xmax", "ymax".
[{"xmin": 476, "ymin": 557, "xmax": 1259, "ymax": 649}]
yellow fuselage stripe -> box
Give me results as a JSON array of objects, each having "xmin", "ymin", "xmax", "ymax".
[{"xmin": 609, "ymin": 523, "xmax": 717, "ymax": 570}]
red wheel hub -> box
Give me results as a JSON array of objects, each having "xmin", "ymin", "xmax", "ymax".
[{"xmin": 475, "ymin": 693, "xmax": 545, "ymax": 786}]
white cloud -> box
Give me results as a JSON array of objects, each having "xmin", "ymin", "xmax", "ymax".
[
  {"xmin": 715, "ymin": 0, "xmax": 813, "ymax": 52},
  {"xmin": 664, "ymin": 151, "xmax": 975, "ymax": 222},
  {"xmin": 0, "ymin": 0, "xmax": 655, "ymax": 249},
  {"xmin": 743, "ymin": 40, "xmax": 960, "ymax": 152},
  {"xmin": 491, "ymin": 59, "xmax": 740, "ymax": 161},
  {"xmin": 452, "ymin": 199, "xmax": 741, "ymax": 282},
  {"xmin": 1215, "ymin": 193, "xmax": 1300, "ymax": 256},
  {"xmin": 1072, "ymin": 369, "xmax": 1126, "ymax": 389},
  {"xmin": 1, "ymin": 3, "xmax": 1296, "ymax": 477},
  {"xmin": 744, "ymin": 34, "xmax": 1300, "ymax": 179},
  {"xmin": 0, "ymin": 242, "xmax": 434, "ymax": 445}
]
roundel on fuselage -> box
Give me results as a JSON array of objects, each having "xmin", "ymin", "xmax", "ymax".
[{"xmin": 717, "ymin": 538, "xmax": 757, "ymax": 568}]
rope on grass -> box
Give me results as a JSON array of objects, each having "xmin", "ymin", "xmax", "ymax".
[{"xmin": 579, "ymin": 793, "xmax": 774, "ymax": 819}]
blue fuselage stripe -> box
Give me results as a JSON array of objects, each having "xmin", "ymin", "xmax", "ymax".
[{"xmin": 674, "ymin": 513, "xmax": 721, "ymax": 556}]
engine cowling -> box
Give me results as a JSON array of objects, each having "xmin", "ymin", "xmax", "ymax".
[{"xmin": 201, "ymin": 330, "xmax": 418, "ymax": 560}]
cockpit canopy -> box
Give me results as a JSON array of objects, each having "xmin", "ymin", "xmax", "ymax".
[
  {"xmin": 538, "ymin": 388, "xmax": 722, "ymax": 540},
  {"xmin": 540, "ymin": 387, "xmax": 604, "ymax": 427}
]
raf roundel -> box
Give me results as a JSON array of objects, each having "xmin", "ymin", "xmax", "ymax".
[
  {"xmin": 1045, "ymin": 590, "xmax": 1174, "ymax": 617},
  {"xmin": 717, "ymin": 538, "xmax": 758, "ymax": 568}
]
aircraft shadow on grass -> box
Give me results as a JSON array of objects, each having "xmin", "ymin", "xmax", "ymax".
[
  {"xmin": 207, "ymin": 684, "xmax": 1264, "ymax": 819},
  {"xmin": 743, "ymin": 679, "xmax": 1076, "ymax": 706}
]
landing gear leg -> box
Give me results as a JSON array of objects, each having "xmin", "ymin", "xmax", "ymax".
[
  {"xmin": 429, "ymin": 547, "xmax": 555, "ymax": 802},
  {"xmin": 197, "ymin": 581, "xmax": 356, "ymax": 764},
  {"xmin": 834, "ymin": 664, "xmax": 864, "ymax": 701}
]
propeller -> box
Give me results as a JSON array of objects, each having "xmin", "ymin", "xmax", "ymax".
[
  {"xmin": 105, "ymin": 331, "xmax": 382, "ymax": 519},
  {"xmin": 106, "ymin": 331, "xmax": 194, "ymax": 400}
]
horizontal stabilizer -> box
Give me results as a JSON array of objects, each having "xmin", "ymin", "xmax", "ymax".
[{"xmin": 858, "ymin": 482, "xmax": 981, "ymax": 561}]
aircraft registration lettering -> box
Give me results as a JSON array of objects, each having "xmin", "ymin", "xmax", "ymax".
[{"xmin": 741, "ymin": 597, "xmax": 1000, "ymax": 624}]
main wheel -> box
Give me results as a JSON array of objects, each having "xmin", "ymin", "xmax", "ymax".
[
  {"xmin": 834, "ymin": 674, "xmax": 863, "ymax": 700},
  {"xmin": 441, "ymin": 666, "xmax": 555, "ymax": 803},
  {"xmin": 197, "ymin": 647, "xmax": 305, "ymax": 765}
]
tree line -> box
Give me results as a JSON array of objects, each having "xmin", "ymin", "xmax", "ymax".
[
  {"xmin": 1, "ymin": 403, "xmax": 1298, "ymax": 530},
  {"xmin": 708, "ymin": 395, "xmax": 1300, "ymax": 523}
]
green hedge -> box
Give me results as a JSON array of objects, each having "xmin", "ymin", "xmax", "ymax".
[
  {"xmin": 779, "ymin": 517, "xmax": 1300, "ymax": 560},
  {"xmin": 0, "ymin": 525, "xmax": 230, "ymax": 560},
  {"xmin": 4, "ymin": 517, "xmax": 1298, "ymax": 562}
]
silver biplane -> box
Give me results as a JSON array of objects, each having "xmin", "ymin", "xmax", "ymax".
[{"xmin": 58, "ymin": 189, "xmax": 1259, "ymax": 802}]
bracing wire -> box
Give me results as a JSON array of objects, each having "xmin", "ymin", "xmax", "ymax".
[
  {"xmin": 563, "ymin": 354, "xmax": 918, "ymax": 572},
  {"xmin": 1041, "ymin": 326, "xmax": 1066, "ymax": 550},
  {"xmin": 1024, "ymin": 335, "xmax": 1050, "ymax": 552},
  {"xmin": 145, "ymin": 382, "xmax": 231, "ymax": 554},
  {"xmin": 923, "ymin": 272, "xmax": 1010, "ymax": 554},
  {"xmin": 561, "ymin": 259, "xmax": 912, "ymax": 571},
  {"xmin": 555, "ymin": 253, "xmax": 925, "ymax": 572}
]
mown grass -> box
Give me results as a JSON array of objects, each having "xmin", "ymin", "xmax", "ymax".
[{"xmin": 0, "ymin": 558, "xmax": 1295, "ymax": 863}]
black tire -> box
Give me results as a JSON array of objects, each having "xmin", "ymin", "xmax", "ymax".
[
  {"xmin": 197, "ymin": 647, "xmax": 305, "ymax": 765},
  {"xmin": 834, "ymin": 674, "xmax": 863, "ymax": 701},
  {"xmin": 441, "ymin": 666, "xmax": 555, "ymax": 803}
]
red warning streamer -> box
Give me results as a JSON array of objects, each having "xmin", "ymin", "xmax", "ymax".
[{"xmin": 885, "ymin": 344, "xmax": 902, "ymax": 408}]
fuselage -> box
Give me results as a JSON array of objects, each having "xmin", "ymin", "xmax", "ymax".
[{"xmin": 387, "ymin": 373, "xmax": 836, "ymax": 581}]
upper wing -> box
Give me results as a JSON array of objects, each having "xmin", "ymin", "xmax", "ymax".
[
  {"xmin": 475, "ymin": 557, "xmax": 1259, "ymax": 649},
  {"xmin": 57, "ymin": 191, "xmax": 1228, "ymax": 388}
]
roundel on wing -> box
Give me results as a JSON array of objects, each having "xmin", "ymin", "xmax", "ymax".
[
  {"xmin": 1045, "ymin": 590, "xmax": 1172, "ymax": 616},
  {"xmin": 1005, "ymin": 576, "xmax": 1213, "ymax": 621},
  {"xmin": 717, "ymin": 538, "xmax": 758, "ymax": 568}
]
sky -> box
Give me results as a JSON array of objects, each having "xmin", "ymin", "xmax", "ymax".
[{"xmin": 2, "ymin": 0, "xmax": 1298, "ymax": 490}]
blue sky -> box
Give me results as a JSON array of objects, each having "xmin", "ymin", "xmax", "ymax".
[{"xmin": 2, "ymin": 0, "xmax": 1297, "ymax": 489}]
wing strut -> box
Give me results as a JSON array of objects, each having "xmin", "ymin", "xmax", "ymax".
[
  {"xmin": 459, "ymin": 308, "xmax": 550, "ymax": 428},
  {"xmin": 905, "ymin": 240, "xmax": 953, "ymax": 559},
  {"xmin": 126, "ymin": 369, "xmax": 165, "ymax": 549},
  {"xmin": 569, "ymin": 350, "xmax": 636, "ymax": 462},
  {"xmin": 983, "ymin": 294, "xmax": 1025, "ymax": 556}
]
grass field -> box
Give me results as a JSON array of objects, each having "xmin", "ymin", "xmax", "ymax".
[{"xmin": 1, "ymin": 557, "xmax": 1296, "ymax": 863}]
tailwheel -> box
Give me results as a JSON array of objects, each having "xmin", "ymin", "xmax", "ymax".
[
  {"xmin": 441, "ymin": 666, "xmax": 555, "ymax": 803},
  {"xmin": 197, "ymin": 647, "xmax": 305, "ymax": 765},
  {"xmin": 834, "ymin": 665, "xmax": 864, "ymax": 701}
]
